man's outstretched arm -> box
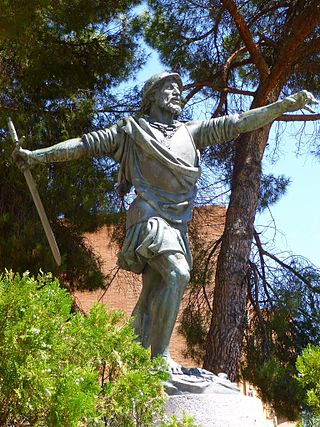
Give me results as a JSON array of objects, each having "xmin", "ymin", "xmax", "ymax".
[
  {"xmin": 13, "ymin": 138, "xmax": 86, "ymax": 169},
  {"xmin": 189, "ymin": 90, "xmax": 319, "ymax": 149},
  {"xmin": 235, "ymin": 90, "xmax": 318, "ymax": 134},
  {"xmin": 12, "ymin": 124, "xmax": 122, "ymax": 169}
]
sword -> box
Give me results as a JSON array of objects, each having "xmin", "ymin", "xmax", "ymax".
[{"xmin": 8, "ymin": 118, "xmax": 62, "ymax": 266}]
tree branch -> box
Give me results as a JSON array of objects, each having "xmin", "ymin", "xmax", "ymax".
[
  {"xmin": 213, "ymin": 47, "xmax": 248, "ymax": 117},
  {"xmin": 296, "ymin": 38, "xmax": 320, "ymax": 60},
  {"xmin": 294, "ymin": 63, "xmax": 320, "ymax": 74},
  {"xmin": 258, "ymin": 32, "xmax": 277, "ymax": 48},
  {"xmin": 223, "ymin": 87, "xmax": 255, "ymax": 96},
  {"xmin": 263, "ymin": 1, "xmax": 320, "ymax": 93},
  {"xmin": 186, "ymin": 0, "xmax": 211, "ymax": 10},
  {"xmin": 230, "ymin": 58, "xmax": 253, "ymax": 69},
  {"xmin": 221, "ymin": 0, "xmax": 269, "ymax": 78},
  {"xmin": 183, "ymin": 85, "xmax": 203, "ymax": 104},
  {"xmin": 261, "ymin": 250, "xmax": 320, "ymax": 293},
  {"xmin": 247, "ymin": 1, "xmax": 290, "ymax": 28},
  {"xmin": 201, "ymin": 237, "xmax": 223, "ymax": 313},
  {"xmin": 98, "ymin": 267, "xmax": 120, "ymax": 302},
  {"xmin": 247, "ymin": 260, "xmax": 273, "ymax": 358},
  {"xmin": 181, "ymin": 26, "xmax": 216, "ymax": 43},
  {"xmin": 275, "ymin": 113, "xmax": 320, "ymax": 122},
  {"xmin": 213, "ymin": 7, "xmax": 225, "ymax": 63},
  {"xmin": 253, "ymin": 229, "xmax": 273, "ymax": 302},
  {"xmin": 183, "ymin": 80, "xmax": 255, "ymax": 104}
]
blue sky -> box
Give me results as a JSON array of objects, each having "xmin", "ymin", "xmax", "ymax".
[
  {"xmin": 130, "ymin": 48, "xmax": 320, "ymax": 267},
  {"xmin": 257, "ymin": 128, "xmax": 320, "ymax": 266}
]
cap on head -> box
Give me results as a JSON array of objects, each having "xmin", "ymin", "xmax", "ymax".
[{"xmin": 141, "ymin": 71, "xmax": 183, "ymax": 113}]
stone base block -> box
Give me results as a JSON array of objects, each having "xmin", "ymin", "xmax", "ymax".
[{"xmin": 164, "ymin": 393, "xmax": 266, "ymax": 427}]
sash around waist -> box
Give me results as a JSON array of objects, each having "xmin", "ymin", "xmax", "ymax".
[{"xmin": 126, "ymin": 196, "xmax": 191, "ymax": 230}]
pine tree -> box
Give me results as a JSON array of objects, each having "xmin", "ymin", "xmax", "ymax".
[
  {"xmin": 0, "ymin": 0, "xmax": 143, "ymax": 288},
  {"xmin": 143, "ymin": 0, "xmax": 320, "ymax": 380}
]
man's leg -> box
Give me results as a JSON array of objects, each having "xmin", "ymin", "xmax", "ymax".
[
  {"xmin": 147, "ymin": 252, "xmax": 190, "ymax": 364},
  {"xmin": 131, "ymin": 265, "xmax": 162, "ymax": 348}
]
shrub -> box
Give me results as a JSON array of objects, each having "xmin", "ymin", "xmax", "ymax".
[
  {"xmin": 0, "ymin": 271, "xmax": 170, "ymax": 426},
  {"xmin": 161, "ymin": 413, "xmax": 201, "ymax": 427},
  {"xmin": 296, "ymin": 345, "xmax": 320, "ymax": 426}
]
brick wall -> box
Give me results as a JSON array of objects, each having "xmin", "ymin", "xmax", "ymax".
[{"xmin": 74, "ymin": 205, "xmax": 226, "ymax": 366}]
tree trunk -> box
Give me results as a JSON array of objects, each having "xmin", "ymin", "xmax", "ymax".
[
  {"xmin": 203, "ymin": 125, "xmax": 272, "ymax": 381},
  {"xmin": 201, "ymin": 0, "xmax": 320, "ymax": 383}
]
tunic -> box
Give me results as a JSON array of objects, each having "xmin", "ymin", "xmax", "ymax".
[{"xmin": 82, "ymin": 115, "xmax": 239, "ymax": 273}]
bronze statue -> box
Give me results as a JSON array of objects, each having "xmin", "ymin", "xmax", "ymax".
[{"xmin": 13, "ymin": 72, "xmax": 318, "ymax": 381}]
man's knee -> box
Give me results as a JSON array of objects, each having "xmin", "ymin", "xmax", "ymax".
[
  {"xmin": 148, "ymin": 251, "xmax": 190, "ymax": 289},
  {"xmin": 166, "ymin": 253, "xmax": 190, "ymax": 289}
]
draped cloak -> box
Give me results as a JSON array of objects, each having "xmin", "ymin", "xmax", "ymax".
[{"xmin": 82, "ymin": 115, "xmax": 239, "ymax": 273}]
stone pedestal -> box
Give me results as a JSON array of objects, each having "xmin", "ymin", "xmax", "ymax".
[{"xmin": 165, "ymin": 393, "xmax": 266, "ymax": 427}]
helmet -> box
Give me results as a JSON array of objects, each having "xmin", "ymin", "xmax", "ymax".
[{"xmin": 141, "ymin": 72, "xmax": 183, "ymax": 113}]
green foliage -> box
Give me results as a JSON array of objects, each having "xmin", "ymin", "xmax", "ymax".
[
  {"xmin": 0, "ymin": 271, "xmax": 169, "ymax": 426},
  {"xmin": 257, "ymin": 174, "xmax": 291, "ymax": 213},
  {"xmin": 161, "ymin": 413, "xmax": 201, "ymax": 427},
  {"xmin": 241, "ymin": 257, "xmax": 320, "ymax": 420},
  {"xmin": 244, "ymin": 355, "xmax": 303, "ymax": 420},
  {"xmin": 297, "ymin": 345, "xmax": 320, "ymax": 415},
  {"xmin": 0, "ymin": 0, "xmax": 143, "ymax": 284},
  {"xmin": 298, "ymin": 413, "xmax": 320, "ymax": 427}
]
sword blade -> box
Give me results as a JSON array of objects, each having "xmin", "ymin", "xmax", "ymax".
[
  {"xmin": 24, "ymin": 169, "xmax": 61, "ymax": 266},
  {"xmin": 8, "ymin": 118, "xmax": 61, "ymax": 266}
]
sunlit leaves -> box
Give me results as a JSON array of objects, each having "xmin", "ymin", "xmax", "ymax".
[{"xmin": 0, "ymin": 271, "xmax": 169, "ymax": 426}]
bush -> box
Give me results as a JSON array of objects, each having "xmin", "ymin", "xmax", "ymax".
[
  {"xmin": 161, "ymin": 413, "xmax": 201, "ymax": 427},
  {"xmin": 0, "ymin": 271, "xmax": 171, "ymax": 426},
  {"xmin": 296, "ymin": 345, "xmax": 320, "ymax": 426}
]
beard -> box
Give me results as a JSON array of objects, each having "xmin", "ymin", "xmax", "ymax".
[
  {"xmin": 165, "ymin": 102, "xmax": 182, "ymax": 117},
  {"xmin": 157, "ymin": 96, "xmax": 182, "ymax": 117}
]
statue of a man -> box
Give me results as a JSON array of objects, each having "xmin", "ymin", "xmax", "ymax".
[{"xmin": 14, "ymin": 72, "xmax": 318, "ymax": 373}]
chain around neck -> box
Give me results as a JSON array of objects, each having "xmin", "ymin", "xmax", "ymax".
[{"xmin": 149, "ymin": 121, "xmax": 180, "ymax": 147}]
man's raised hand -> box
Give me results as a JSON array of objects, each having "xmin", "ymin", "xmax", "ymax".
[
  {"xmin": 284, "ymin": 90, "xmax": 319, "ymax": 113},
  {"xmin": 12, "ymin": 147, "xmax": 38, "ymax": 171}
]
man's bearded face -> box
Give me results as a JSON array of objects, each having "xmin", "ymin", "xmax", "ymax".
[{"xmin": 153, "ymin": 77, "xmax": 182, "ymax": 116}]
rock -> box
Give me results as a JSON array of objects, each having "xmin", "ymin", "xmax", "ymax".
[
  {"xmin": 164, "ymin": 368, "xmax": 239, "ymax": 395},
  {"xmin": 164, "ymin": 393, "xmax": 265, "ymax": 427}
]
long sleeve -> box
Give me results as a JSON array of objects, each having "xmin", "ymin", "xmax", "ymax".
[
  {"xmin": 186, "ymin": 115, "xmax": 240, "ymax": 149},
  {"xmin": 26, "ymin": 138, "xmax": 87, "ymax": 164},
  {"xmin": 186, "ymin": 91, "xmax": 315, "ymax": 150},
  {"xmin": 26, "ymin": 123, "xmax": 125, "ymax": 166},
  {"xmin": 81, "ymin": 123, "xmax": 124, "ymax": 161}
]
